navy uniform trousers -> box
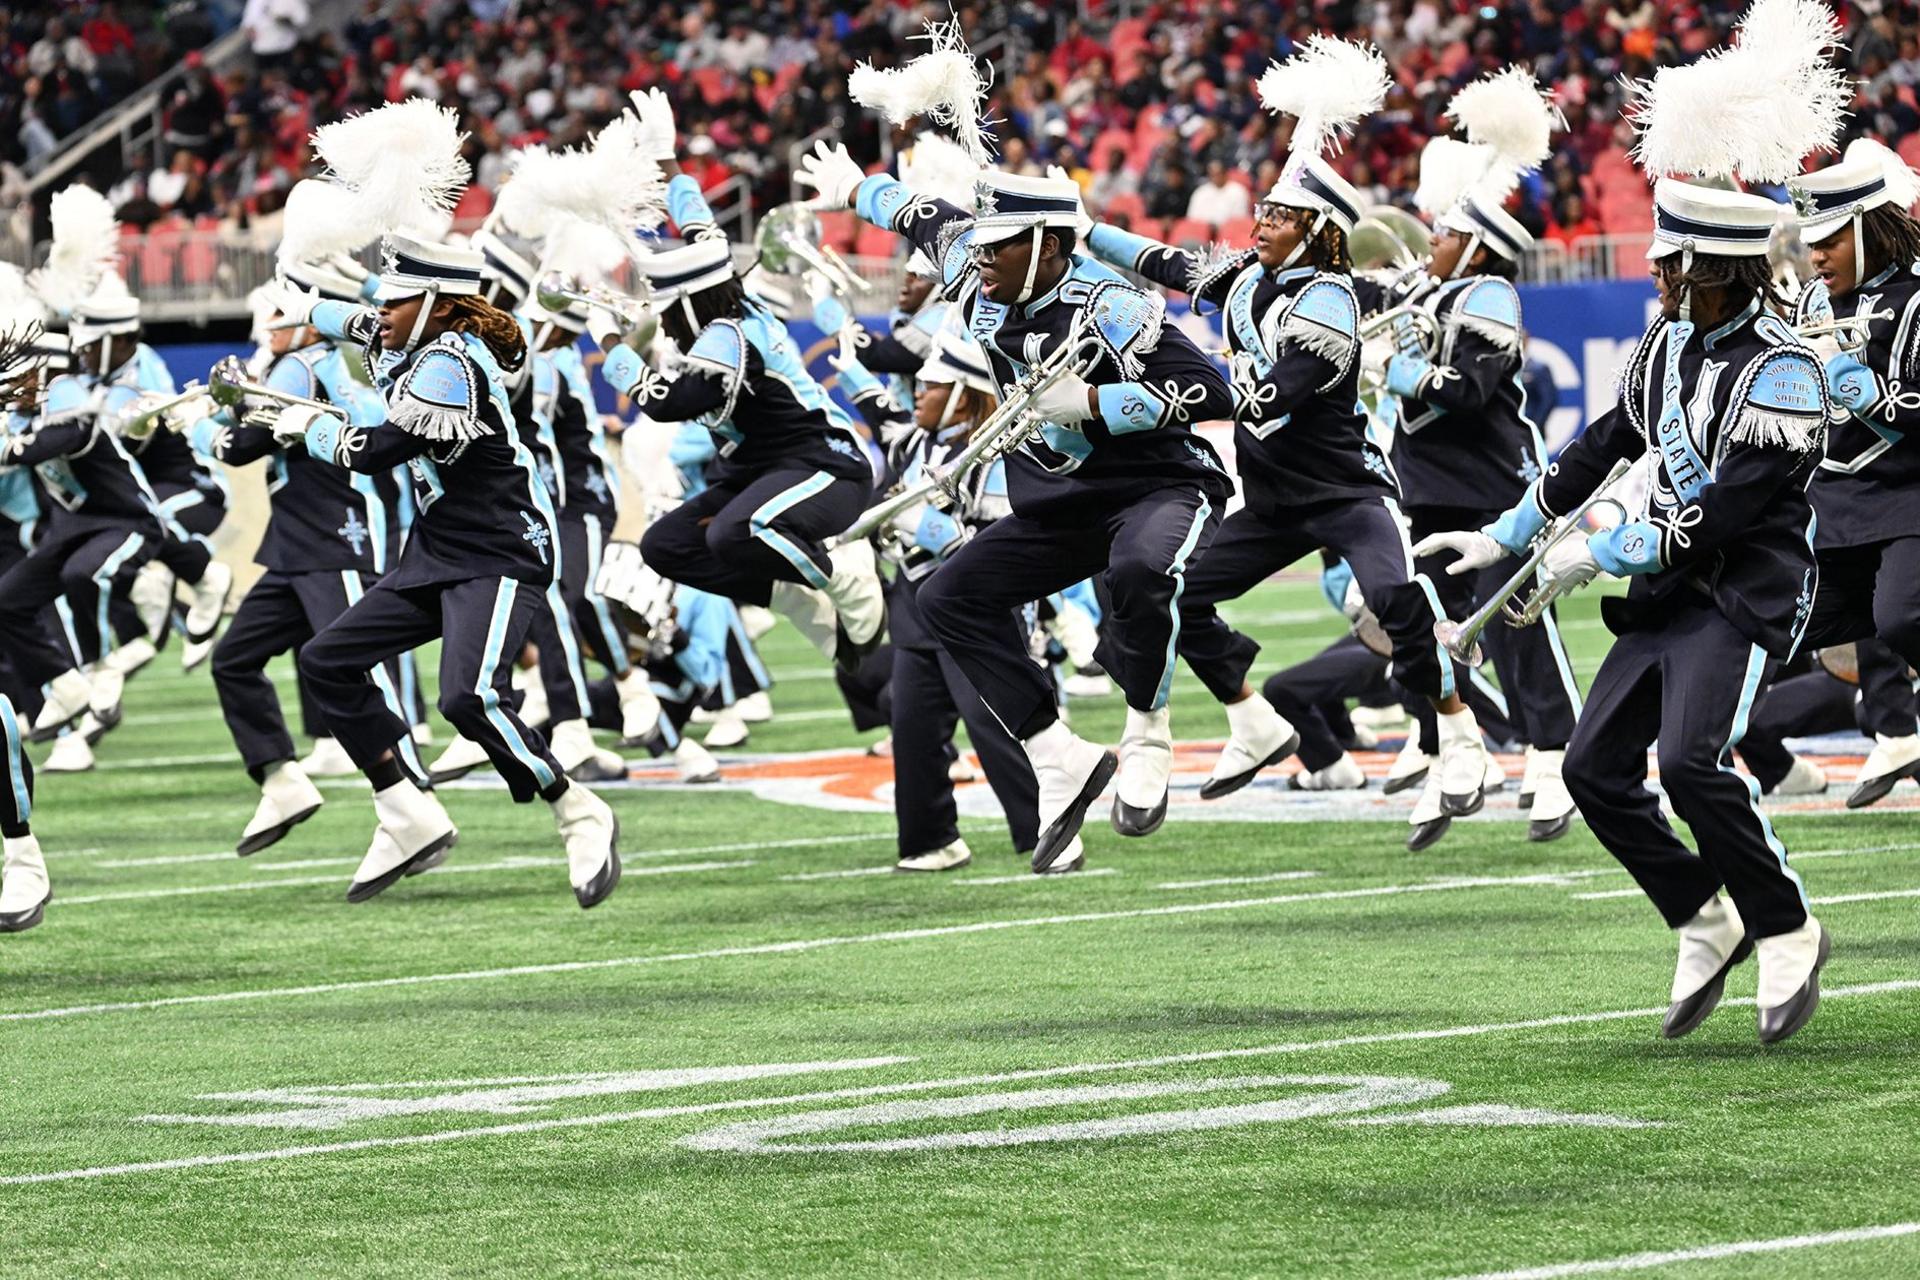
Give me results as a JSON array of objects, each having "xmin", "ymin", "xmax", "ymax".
[
  {"xmin": 211, "ymin": 570, "xmax": 423, "ymax": 782},
  {"xmin": 107, "ymin": 489, "xmax": 222, "ymax": 651},
  {"xmin": 918, "ymin": 485, "xmax": 1221, "ymax": 739},
  {"xmin": 1735, "ymin": 655, "xmax": 1853, "ymax": 794},
  {"xmin": 1177, "ymin": 496, "xmax": 1449, "ymax": 709},
  {"xmin": 0, "ymin": 525, "xmax": 157, "ymax": 688},
  {"xmin": 1800, "ymin": 536, "xmax": 1920, "ymax": 738},
  {"xmin": 1407, "ymin": 505, "xmax": 1582, "ymax": 750},
  {"xmin": 301, "ymin": 575, "xmax": 566, "ymax": 803},
  {"xmin": 640, "ymin": 468, "xmax": 869, "ymax": 607},
  {"xmin": 0, "ymin": 694, "xmax": 32, "ymax": 839},
  {"xmin": 525, "ymin": 510, "xmax": 629, "ymax": 730},
  {"xmin": 1563, "ymin": 599, "xmax": 1810, "ymax": 939}
]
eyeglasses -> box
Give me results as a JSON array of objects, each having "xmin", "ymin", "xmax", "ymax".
[
  {"xmin": 1254, "ymin": 202, "xmax": 1310, "ymax": 228},
  {"xmin": 967, "ymin": 235, "xmax": 1023, "ymax": 265}
]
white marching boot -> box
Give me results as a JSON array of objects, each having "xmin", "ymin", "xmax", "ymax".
[
  {"xmin": 238, "ymin": 761, "xmax": 325, "ymax": 856},
  {"xmin": 1662, "ymin": 892, "xmax": 1751, "ymax": 1039},
  {"xmin": 511, "ymin": 665, "xmax": 550, "ymax": 731},
  {"xmin": 739, "ymin": 604, "xmax": 776, "ymax": 641},
  {"xmin": 182, "ymin": 561, "xmax": 234, "ymax": 669},
  {"xmin": 128, "ymin": 561, "xmax": 175, "ymax": 641},
  {"xmin": 615, "ymin": 670, "xmax": 664, "ymax": 748},
  {"xmin": 702, "ymin": 707, "xmax": 750, "ymax": 749},
  {"xmin": 0, "ymin": 834, "xmax": 51, "ymax": 932},
  {"xmin": 347, "ymin": 781, "xmax": 457, "ymax": 903},
  {"xmin": 30, "ymin": 670, "xmax": 93, "ymax": 742},
  {"xmin": 1847, "ymin": 733, "xmax": 1920, "ymax": 809},
  {"xmin": 1288, "ymin": 752, "xmax": 1366, "ymax": 791},
  {"xmin": 734, "ymin": 690, "xmax": 772, "ymax": 723},
  {"xmin": 675, "ymin": 737, "xmax": 721, "ymax": 784},
  {"xmin": 1384, "ymin": 737, "xmax": 1432, "ymax": 795},
  {"xmin": 1113, "ymin": 706, "xmax": 1174, "ymax": 837},
  {"xmin": 551, "ymin": 783, "xmax": 621, "ymax": 908},
  {"xmin": 822, "ymin": 540, "xmax": 886, "ymax": 660},
  {"xmin": 299, "ymin": 736, "xmax": 360, "ymax": 778},
  {"xmin": 1200, "ymin": 695, "xmax": 1300, "ymax": 800},
  {"xmin": 949, "ymin": 753, "xmax": 981, "ymax": 784},
  {"xmin": 1023, "ymin": 720, "xmax": 1117, "ymax": 872},
  {"xmin": 42, "ymin": 728, "xmax": 95, "ymax": 774},
  {"xmin": 1035, "ymin": 833, "xmax": 1085, "ymax": 875},
  {"xmin": 1406, "ymin": 771, "xmax": 1451, "ymax": 851},
  {"xmin": 1773, "ymin": 755, "xmax": 1829, "ymax": 797},
  {"xmin": 1063, "ymin": 669, "xmax": 1115, "ymax": 698},
  {"xmin": 428, "ymin": 733, "xmax": 494, "ymax": 785},
  {"xmin": 768, "ymin": 581, "xmax": 840, "ymax": 661},
  {"xmin": 897, "ymin": 837, "xmax": 973, "ymax": 873},
  {"xmin": 1755, "ymin": 916, "xmax": 1830, "ymax": 1044},
  {"xmin": 103, "ymin": 634, "xmax": 158, "ymax": 679},
  {"xmin": 1434, "ymin": 706, "xmax": 1489, "ymax": 816},
  {"xmin": 1523, "ymin": 747, "xmax": 1575, "ymax": 842},
  {"xmin": 549, "ymin": 719, "xmax": 626, "ymax": 783}
]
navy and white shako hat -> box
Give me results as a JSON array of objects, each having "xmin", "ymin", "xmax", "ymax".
[
  {"xmin": 68, "ymin": 289, "xmax": 141, "ymax": 345},
  {"xmin": 1789, "ymin": 138, "xmax": 1920, "ymax": 245},
  {"xmin": 282, "ymin": 257, "xmax": 368, "ymax": 304},
  {"xmin": 1440, "ymin": 193, "xmax": 1533, "ymax": 260},
  {"xmin": 970, "ymin": 172, "xmax": 1081, "ymax": 245},
  {"xmin": 635, "ymin": 238, "xmax": 734, "ymax": 305},
  {"xmin": 919, "ymin": 328, "xmax": 996, "ymax": 398},
  {"xmin": 375, "ymin": 233, "xmax": 486, "ymax": 301},
  {"xmin": 1646, "ymin": 178, "xmax": 1781, "ymax": 260},
  {"xmin": 1264, "ymin": 155, "xmax": 1365, "ymax": 237},
  {"xmin": 471, "ymin": 228, "xmax": 539, "ymax": 306}
]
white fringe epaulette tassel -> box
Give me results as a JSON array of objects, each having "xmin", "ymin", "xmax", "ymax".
[
  {"xmin": 1730, "ymin": 406, "xmax": 1821, "ymax": 451},
  {"xmin": 1281, "ymin": 313, "xmax": 1356, "ymax": 363},
  {"xmin": 388, "ymin": 398, "xmax": 492, "ymax": 444},
  {"xmin": 1186, "ymin": 241, "xmax": 1256, "ymax": 298}
]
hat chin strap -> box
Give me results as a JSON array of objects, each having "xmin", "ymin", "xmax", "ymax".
[
  {"xmin": 1677, "ymin": 243, "xmax": 1695, "ymax": 324},
  {"xmin": 1013, "ymin": 226, "xmax": 1047, "ymax": 304},
  {"xmin": 1446, "ymin": 232, "xmax": 1484, "ymax": 282},
  {"xmin": 402, "ymin": 288, "xmax": 440, "ymax": 353},
  {"xmin": 1853, "ymin": 208, "xmax": 1866, "ymax": 294},
  {"xmin": 1279, "ymin": 210, "xmax": 1328, "ymax": 271}
]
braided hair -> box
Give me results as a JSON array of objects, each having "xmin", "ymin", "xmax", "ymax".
[
  {"xmin": 1860, "ymin": 202, "xmax": 1920, "ymax": 280},
  {"xmin": 1305, "ymin": 220, "xmax": 1351, "ymax": 273},
  {"xmin": 1668, "ymin": 252, "xmax": 1784, "ymax": 317},
  {"xmin": 438, "ymin": 294, "xmax": 528, "ymax": 373}
]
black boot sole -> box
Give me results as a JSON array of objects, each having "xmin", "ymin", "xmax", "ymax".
[
  {"xmin": 1441, "ymin": 786, "xmax": 1486, "ymax": 817},
  {"xmin": 347, "ymin": 829, "xmax": 458, "ymax": 904},
  {"xmin": 1406, "ymin": 815, "xmax": 1451, "ymax": 851},
  {"xmin": 1032, "ymin": 751, "xmax": 1118, "ymax": 873},
  {"xmin": 1382, "ymin": 766, "xmax": 1428, "ymax": 796},
  {"xmin": 1662, "ymin": 935, "xmax": 1754, "ymax": 1039},
  {"xmin": 1846, "ymin": 758, "xmax": 1920, "ymax": 809},
  {"xmin": 0, "ymin": 892, "xmax": 49, "ymax": 933},
  {"xmin": 1527, "ymin": 813, "xmax": 1573, "ymax": 843},
  {"xmin": 1758, "ymin": 927, "xmax": 1832, "ymax": 1045},
  {"xmin": 237, "ymin": 802, "xmax": 323, "ymax": 857},
  {"xmin": 1198, "ymin": 732, "xmax": 1302, "ymax": 801},
  {"xmin": 574, "ymin": 815, "xmax": 622, "ymax": 909}
]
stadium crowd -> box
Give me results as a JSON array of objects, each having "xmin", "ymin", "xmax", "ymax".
[{"xmin": 12, "ymin": 0, "xmax": 1920, "ymax": 259}]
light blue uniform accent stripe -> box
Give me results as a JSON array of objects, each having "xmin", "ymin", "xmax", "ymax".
[
  {"xmin": 725, "ymin": 604, "xmax": 772, "ymax": 690},
  {"xmin": 399, "ymin": 650, "xmax": 421, "ymax": 726},
  {"xmin": 582, "ymin": 514, "xmax": 630, "ymax": 678},
  {"xmin": 339, "ymin": 573, "xmax": 423, "ymax": 779},
  {"xmin": 477, "ymin": 580, "xmax": 556, "ymax": 790},
  {"xmin": 1153, "ymin": 492, "xmax": 1213, "ymax": 710},
  {"xmin": 1466, "ymin": 666, "xmax": 1510, "ymax": 719},
  {"xmin": 1724, "ymin": 643, "xmax": 1808, "ymax": 911},
  {"xmin": 348, "ymin": 474, "xmax": 389, "ymax": 574},
  {"xmin": 1538, "ymin": 608, "xmax": 1584, "ymax": 716},
  {"xmin": 750, "ymin": 471, "xmax": 836, "ymax": 589},
  {"xmin": 1410, "ymin": 573, "xmax": 1458, "ymax": 701},
  {"xmin": 544, "ymin": 579, "xmax": 592, "ymax": 712},
  {"xmin": 0, "ymin": 694, "xmax": 29, "ymax": 826},
  {"xmin": 53, "ymin": 598, "xmax": 85, "ymax": 666},
  {"xmin": 91, "ymin": 533, "xmax": 146, "ymax": 655}
]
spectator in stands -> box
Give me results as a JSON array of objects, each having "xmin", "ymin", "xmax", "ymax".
[
  {"xmin": 28, "ymin": 19, "xmax": 97, "ymax": 79},
  {"xmin": 163, "ymin": 56, "xmax": 226, "ymax": 158},
  {"xmin": 1144, "ymin": 159, "xmax": 1194, "ymax": 221},
  {"xmin": 1087, "ymin": 145, "xmax": 1137, "ymax": 213},
  {"xmin": 242, "ymin": 0, "xmax": 310, "ymax": 69},
  {"xmin": 1186, "ymin": 159, "xmax": 1250, "ymax": 226},
  {"xmin": 1547, "ymin": 192, "xmax": 1600, "ymax": 247}
]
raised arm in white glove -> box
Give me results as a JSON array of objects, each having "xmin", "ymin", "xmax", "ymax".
[
  {"xmin": 793, "ymin": 140, "xmax": 864, "ymax": 210},
  {"xmin": 628, "ymin": 87, "xmax": 677, "ymax": 162}
]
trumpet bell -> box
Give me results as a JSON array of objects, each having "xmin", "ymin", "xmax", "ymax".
[
  {"xmin": 1368, "ymin": 206, "xmax": 1434, "ymax": 265},
  {"xmin": 1350, "ymin": 216, "xmax": 1411, "ymax": 272},
  {"xmin": 207, "ymin": 355, "xmax": 251, "ymax": 410},
  {"xmin": 1433, "ymin": 617, "xmax": 1482, "ymax": 668},
  {"xmin": 756, "ymin": 202, "xmax": 825, "ymax": 277}
]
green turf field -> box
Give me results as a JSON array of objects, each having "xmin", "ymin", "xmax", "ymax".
[{"xmin": 5, "ymin": 577, "xmax": 1918, "ymax": 1279}]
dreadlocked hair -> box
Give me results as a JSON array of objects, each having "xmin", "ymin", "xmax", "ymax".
[
  {"xmin": 661, "ymin": 276, "xmax": 749, "ymax": 351},
  {"xmin": 439, "ymin": 294, "xmax": 527, "ymax": 373},
  {"xmin": 1859, "ymin": 202, "xmax": 1920, "ymax": 281},
  {"xmin": 0, "ymin": 322, "xmax": 43, "ymax": 377},
  {"xmin": 1669, "ymin": 252, "xmax": 1784, "ymax": 316},
  {"xmin": 1305, "ymin": 221, "xmax": 1351, "ymax": 273},
  {"xmin": 951, "ymin": 387, "xmax": 999, "ymax": 432}
]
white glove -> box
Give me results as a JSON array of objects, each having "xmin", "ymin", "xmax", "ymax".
[
  {"xmin": 1032, "ymin": 371, "xmax": 1096, "ymax": 426},
  {"xmin": 1340, "ymin": 576, "xmax": 1367, "ymax": 623},
  {"xmin": 627, "ymin": 87, "xmax": 677, "ymax": 161},
  {"xmin": 586, "ymin": 305, "xmax": 627, "ymax": 351},
  {"xmin": 1048, "ymin": 164, "xmax": 1094, "ymax": 238},
  {"xmin": 272, "ymin": 279, "xmax": 323, "ymax": 329},
  {"xmin": 793, "ymin": 140, "xmax": 864, "ymax": 210},
  {"xmin": 1360, "ymin": 332, "xmax": 1394, "ymax": 385},
  {"xmin": 1540, "ymin": 535, "xmax": 1599, "ymax": 594},
  {"xmin": 270, "ymin": 403, "xmax": 332, "ymax": 444},
  {"xmin": 1411, "ymin": 529, "xmax": 1505, "ymax": 576},
  {"xmin": 162, "ymin": 392, "xmax": 218, "ymax": 435}
]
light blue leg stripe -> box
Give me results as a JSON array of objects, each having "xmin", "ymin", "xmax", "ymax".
[
  {"xmin": 399, "ymin": 650, "xmax": 421, "ymax": 726},
  {"xmin": 1, "ymin": 695, "xmax": 29, "ymax": 825},
  {"xmin": 92, "ymin": 533, "xmax": 146, "ymax": 655},
  {"xmin": 750, "ymin": 471, "xmax": 835, "ymax": 590},
  {"xmin": 1539, "ymin": 608, "xmax": 1585, "ymax": 716},
  {"xmin": 1467, "ymin": 666, "xmax": 1510, "ymax": 719},
  {"xmin": 1152, "ymin": 491, "xmax": 1213, "ymax": 710},
  {"xmin": 545, "ymin": 582, "xmax": 592, "ymax": 711},
  {"xmin": 53, "ymin": 597, "xmax": 84, "ymax": 666},
  {"xmin": 582, "ymin": 515, "xmax": 630, "ymax": 677},
  {"xmin": 726, "ymin": 604, "xmax": 772, "ymax": 690},
  {"xmin": 1411, "ymin": 573, "xmax": 1457, "ymax": 701},
  {"xmin": 1723, "ymin": 643, "xmax": 1808, "ymax": 910},
  {"xmin": 340, "ymin": 573, "xmax": 423, "ymax": 778},
  {"xmin": 478, "ymin": 579, "xmax": 556, "ymax": 791}
]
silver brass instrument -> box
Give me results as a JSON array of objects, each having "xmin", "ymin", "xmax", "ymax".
[
  {"xmin": 1795, "ymin": 309, "xmax": 1892, "ymax": 356},
  {"xmin": 208, "ymin": 355, "xmax": 335, "ymax": 418},
  {"xmin": 1434, "ymin": 457, "xmax": 1634, "ymax": 665},
  {"xmin": 113, "ymin": 383, "xmax": 214, "ymax": 438},
  {"xmin": 533, "ymin": 271, "xmax": 659, "ymax": 350},
  {"xmin": 837, "ymin": 328, "xmax": 1105, "ymax": 546},
  {"xmin": 757, "ymin": 202, "xmax": 869, "ymax": 297}
]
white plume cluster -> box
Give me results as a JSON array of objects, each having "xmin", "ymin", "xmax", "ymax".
[
  {"xmin": 306, "ymin": 98, "xmax": 471, "ymax": 250},
  {"xmin": 495, "ymin": 116, "xmax": 665, "ymax": 253},
  {"xmin": 1255, "ymin": 36, "xmax": 1391, "ymax": 158},
  {"xmin": 898, "ymin": 131, "xmax": 981, "ymax": 207},
  {"xmin": 30, "ymin": 184, "xmax": 120, "ymax": 316},
  {"xmin": 1413, "ymin": 137, "xmax": 1494, "ymax": 218},
  {"xmin": 1448, "ymin": 67, "xmax": 1561, "ymax": 195},
  {"xmin": 849, "ymin": 16, "xmax": 996, "ymax": 166},
  {"xmin": 1628, "ymin": 0, "xmax": 1849, "ymax": 183},
  {"xmin": 277, "ymin": 177, "xmax": 376, "ymax": 267},
  {"xmin": 0, "ymin": 262, "xmax": 50, "ymax": 340},
  {"xmin": 1844, "ymin": 137, "xmax": 1920, "ymax": 213}
]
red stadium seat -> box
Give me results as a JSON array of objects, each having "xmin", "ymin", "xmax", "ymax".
[
  {"xmin": 1090, "ymin": 128, "xmax": 1134, "ymax": 169},
  {"xmin": 1166, "ymin": 217, "xmax": 1213, "ymax": 247},
  {"xmin": 690, "ymin": 66, "xmax": 736, "ymax": 106},
  {"xmin": 854, "ymin": 222, "xmax": 898, "ymax": 258},
  {"xmin": 816, "ymin": 210, "xmax": 857, "ymax": 253},
  {"xmin": 1215, "ymin": 217, "xmax": 1255, "ymax": 247},
  {"xmin": 1900, "ymin": 133, "xmax": 1920, "ymax": 174},
  {"xmin": 1098, "ymin": 190, "xmax": 1146, "ymax": 222},
  {"xmin": 181, "ymin": 218, "xmax": 219, "ymax": 285}
]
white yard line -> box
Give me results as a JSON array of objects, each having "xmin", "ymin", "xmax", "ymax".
[
  {"xmin": 1812, "ymin": 887, "xmax": 1920, "ymax": 905},
  {"xmin": 779, "ymin": 867, "xmax": 896, "ymax": 882},
  {"xmin": 0, "ymin": 872, "xmax": 1689, "ymax": 1024},
  {"xmin": 1157, "ymin": 871, "xmax": 1321, "ymax": 890},
  {"xmin": 3, "ymin": 978, "xmax": 1914, "ymax": 1186},
  {"xmin": 49, "ymin": 860, "xmax": 756, "ymax": 907},
  {"xmin": 86, "ymin": 753, "xmax": 237, "ymax": 771},
  {"xmin": 1450, "ymin": 1221, "xmax": 1920, "ymax": 1280},
  {"xmin": 958, "ymin": 869, "xmax": 1121, "ymax": 886}
]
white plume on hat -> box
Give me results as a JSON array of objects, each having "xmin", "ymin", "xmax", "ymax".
[
  {"xmin": 307, "ymin": 98, "xmax": 471, "ymax": 250},
  {"xmin": 495, "ymin": 112, "xmax": 666, "ymax": 246},
  {"xmin": 0, "ymin": 262, "xmax": 50, "ymax": 339},
  {"xmin": 898, "ymin": 131, "xmax": 982, "ymax": 208},
  {"xmin": 849, "ymin": 15, "xmax": 996, "ymax": 166},
  {"xmin": 1414, "ymin": 137, "xmax": 1493, "ymax": 219},
  {"xmin": 1628, "ymin": 0, "xmax": 1849, "ymax": 184},
  {"xmin": 1447, "ymin": 66, "xmax": 1562, "ymax": 200},
  {"xmin": 30, "ymin": 184, "xmax": 120, "ymax": 317},
  {"xmin": 278, "ymin": 176, "xmax": 376, "ymax": 267},
  {"xmin": 1255, "ymin": 36, "xmax": 1391, "ymax": 158},
  {"xmin": 1842, "ymin": 137, "xmax": 1920, "ymax": 213}
]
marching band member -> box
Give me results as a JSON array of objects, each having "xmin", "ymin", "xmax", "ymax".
[
  {"xmin": 1074, "ymin": 37, "xmax": 1492, "ymax": 847},
  {"xmin": 0, "ymin": 692, "xmax": 43, "ymax": 932},
  {"xmin": 599, "ymin": 92, "xmax": 887, "ymax": 677},
  {"xmin": 1786, "ymin": 138, "xmax": 1920, "ymax": 808},
  {"xmin": 1379, "ymin": 71, "xmax": 1583, "ymax": 843},
  {"xmin": 195, "ymin": 256, "xmax": 416, "ymax": 857},
  {"xmin": 797, "ymin": 148, "xmax": 1235, "ymax": 870},
  {"xmin": 1419, "ymin": 2, "xmax": 1841, "ymax": 1041},
  {"xmin": 0, "ymin": 323, "xmax": 49, "ymax": 932}
]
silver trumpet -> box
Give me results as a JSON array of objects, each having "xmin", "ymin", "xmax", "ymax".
[
  {"xmin": 757, "ymin": 202, "xmax": 870, "ymax": 296},
  {"xmin": 208, "ymin": 355, "xmax": 334, "ymax": 417},
  {"xmin": 1433, "ymin": 457, "xmax": 1634, "ymax": 666},
  {"xmin": 1795, "ymin": 309, "xmax": 1892, "ymax": 355},
  {"xmin": 112, "ymin": 383, "xmax": 214, "ymax": 438},
  {"xmin": 837, "ymin": 328, "xmax": 1105, "ymax": 546},
  {"xmin": 534, "ymin": 271, "xmax": 653, "ymax": 331}
]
